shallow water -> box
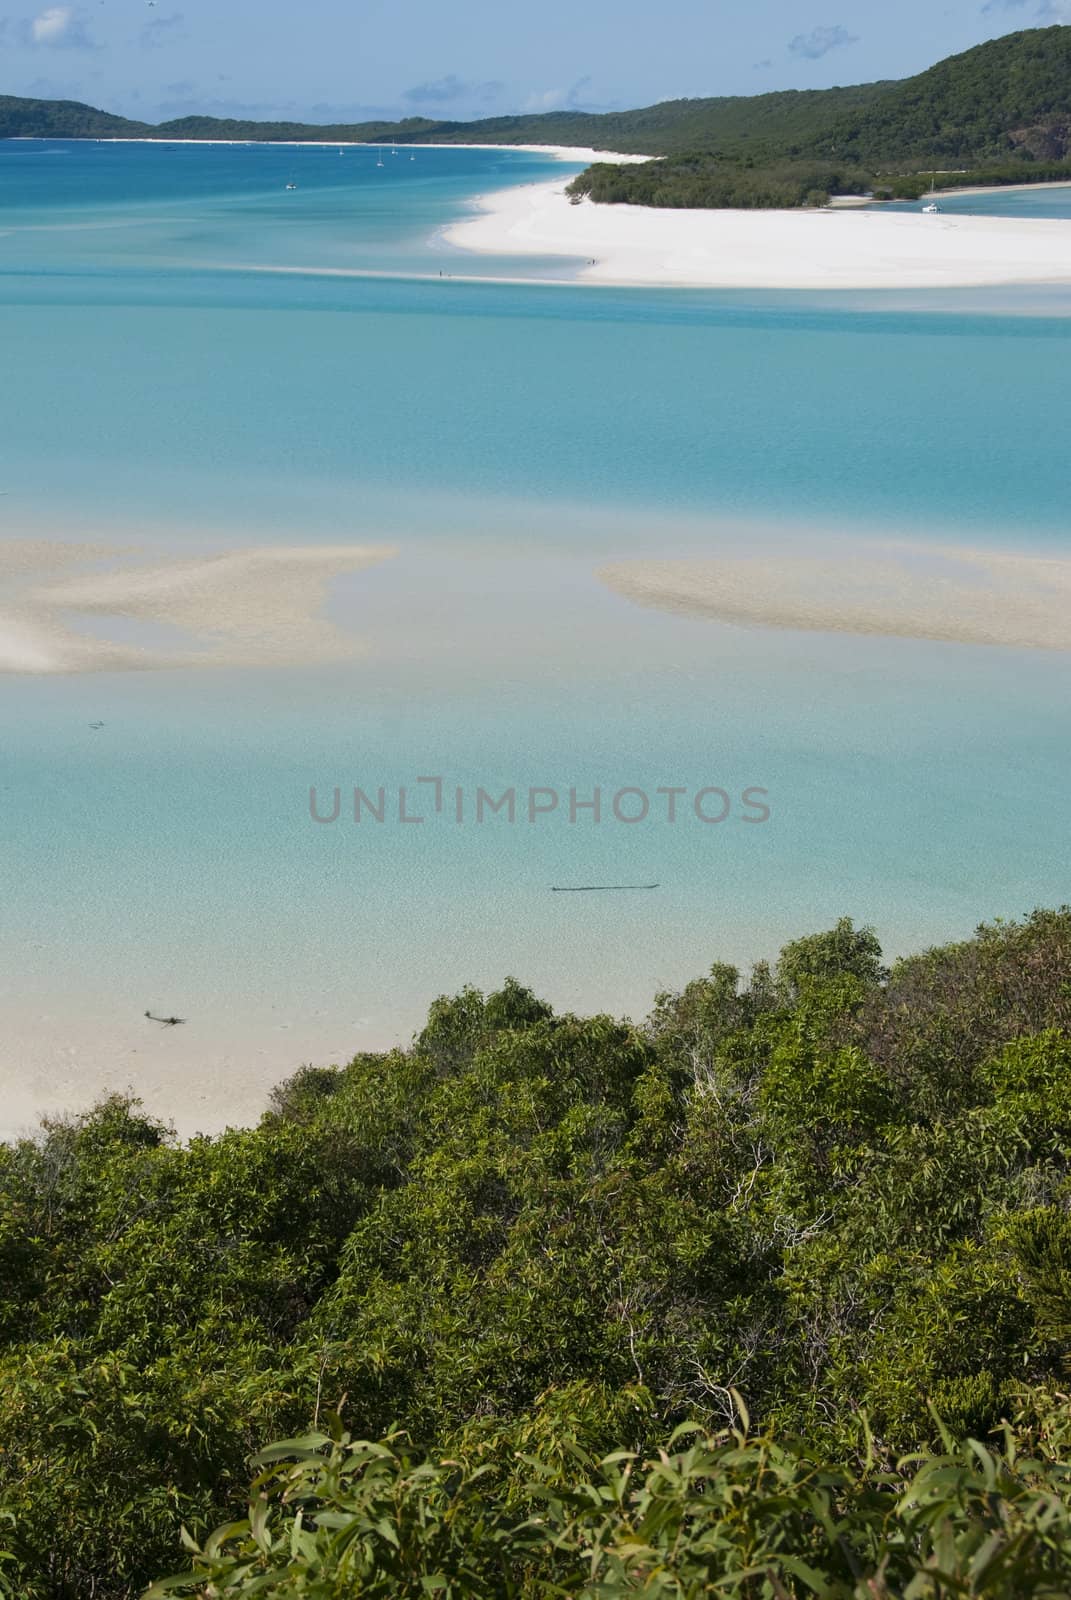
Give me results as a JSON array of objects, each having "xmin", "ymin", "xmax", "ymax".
[
  {"xmin": 875, "ymin": 182, "xmax": 1071, "ymax": 219},
  {"xmin": 2, "ymin": 142, "xmax": 1070, "ymax": 1134}
]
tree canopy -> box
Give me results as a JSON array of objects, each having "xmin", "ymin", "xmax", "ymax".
[{"xmin": 3, "ymin": 909, "xmax": 1071, "ymax": 1594}]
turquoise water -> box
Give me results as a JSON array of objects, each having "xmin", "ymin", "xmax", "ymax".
[
  {"xmin": 2, "ymin": 142, "xmax": 1070, "ymax": 1132},
  {"xmin": 0, "ymin": 138, "xmax": 584, "ymax": 277},
  {"xmin": 877, "ymin": 182, "xmax": 1071, "ymax": 219}
]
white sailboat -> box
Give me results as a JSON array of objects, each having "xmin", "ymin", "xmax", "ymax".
[{"xmin": 922, "ymin": 175, "xmax": 940, "ymax": 214}]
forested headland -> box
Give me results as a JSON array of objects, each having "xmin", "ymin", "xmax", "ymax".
[
  {"xmin": 565, "ymin": 27, "xmax": 1071, "ymax": 208},
  {"xmin": 4, "ymin": 909, "xmax": 1071, "ymax": 1595}
]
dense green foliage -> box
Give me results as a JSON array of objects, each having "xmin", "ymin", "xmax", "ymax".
[
  {"xmin": 567, "ymin": 152, "xmax": 1071, "ymax": 210},
  {"xmin": 154, "ymin": 114, "xmax": 443, "ymax": 143},
  {"xmin": 5, "ymin": 27, "xmax": 1071, "ymax": 210},
  {"xmin": 568, "ymin": 29, "xmax": 1071, "ymax": 209},
  {"xmin": 413, "ymin": 85, "xmax": 892, "ymax": 159},
  {"xmin": 3, "ymin": 910, "xmax": 1071, "ymax": 1594},
  {"xmin": 0, "ymin": 85, "xmax": 892, "ymax": 156},
  {"xmin": 808, "ymin": 27, "xmax": 1071, "ymax": 165},
  {"xmin": 0, "ymin": 94, "xmax": 145, "ymax": 140},
  {"xmin": 148, "ymin": 1414, "xmax": 1071, "ymax": 1597},
  {"xmin": 567, "ymin": 158, "xmax": 868, "ymax": 210},
  {"xmin": 869, "ymin": 159, "xmax": 1071, "ymax": 201}
]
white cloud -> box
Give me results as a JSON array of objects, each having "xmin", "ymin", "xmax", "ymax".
[
  {"xmin": 21, "ymin": 5, "xmax": 96, "ymax": 48},
  {"xmin": 33, "ymin": 6, "xmax": 72, "ymax": 42}
]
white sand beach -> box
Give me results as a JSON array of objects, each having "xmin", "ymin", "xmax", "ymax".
[
  {"xmin": 0, "ymin": 1003, "xmax": 379, "ymax": 1143},
  {"xmin": 95, "ymin": 137, "xmax": 649, "ymax": 164},
  {"xmin": 600, "ymin": 543, "xmax": 1071, "ymax": 651},
  {"xmin": 404, "ymin": 144, "xmax": 650, "ymax": 163},
  {"xmin": 443, "ymin": 177, "xmax": 1071, "ymax": 289}
]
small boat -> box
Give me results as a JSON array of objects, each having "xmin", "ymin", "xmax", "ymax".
[
  {"xmin": 391, "ymin": 145, "xmax": 398, "ymax": 156},
  {"xmin": 922, "ymin": 201, "xmax": 940, "ymax": 214},
  {"xmin": 285, "ymin": 182, "xmax": 297, "ymax": 191},
  {"xmin": 376, "ymin": 148, "xmax": 385, "ymax": 167}
]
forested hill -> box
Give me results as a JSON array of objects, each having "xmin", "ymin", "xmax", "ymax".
[
  {"xmin": 568, "ymin": 26, "xmax": 1071, "ymax": 208},
  {"xmin": 804, "ymin": 25, "xmax": 1071, "ymax": 164},
  {"xmin": 0, "ymin": 84, "xmax": 891, "ymax": 155},
  {"xmin": 0, "ymin": 94, "xmax": 147, "ymax": 140}
]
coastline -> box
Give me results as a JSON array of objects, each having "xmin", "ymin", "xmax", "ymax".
[
  {"xmin": 442, "ymin": 176, "xmax": 1071, "ymax": 290},
  {"xmin": 77, "ymin": 136, "xmax": 650, "ymax": 163},
  {"xmin": 930, "ymin": 177, "xmax": 1071, "ymax": 201}
]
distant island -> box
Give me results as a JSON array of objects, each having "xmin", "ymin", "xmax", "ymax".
[{"xmin": 3, "ymin": 26, "xmax": 1071, "ymax": 208}]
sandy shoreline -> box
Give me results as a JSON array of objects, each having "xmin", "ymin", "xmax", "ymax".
[
  {"xmin": 0, "ymin": 1004, "xmax": 382, "ymax": 1143},
  {"xmin": 443, "ymin": 176, "xmax": 1071, "ymax": 290},
  {"xmin": 930, "ymin": 178, "xmax": 1071, "ymax": 201},
  {"xmin": 74, "ymin": 136, "xmax": 648, "ymax": 164}
]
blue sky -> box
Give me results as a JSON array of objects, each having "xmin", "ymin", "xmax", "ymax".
[{"xmin": 0, "ymin": 0, "xmax": 1067, "ymax": 123}]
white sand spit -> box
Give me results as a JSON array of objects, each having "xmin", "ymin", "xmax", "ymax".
[
  {"xmin": 444, "ymin": 178, "xmax": 1071, "ymax": 289},
  {"xmin": 599, "ymin": 544, "xmax": 1071, "ymax": 651}
]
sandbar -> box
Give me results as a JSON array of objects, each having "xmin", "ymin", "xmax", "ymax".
[
  {"xmin": 600, "ymin": 543, "xmax": 1071, "ymax": 650},
  {"xmin": 0, "ymin": 542, "xmax": 396, "ymax": 674}
]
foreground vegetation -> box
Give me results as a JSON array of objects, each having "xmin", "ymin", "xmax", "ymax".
[
  {"xmin": 148, "ymin": 1414, "xmax": 1071, "ymax": 1597},
  {"xmin": 5, "ymin": 27, "xmax": 1071, "ymax": 208},
  {"xmin": 3, "ymin": 908, "xmax": 1071, "ymax": 1595}
]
